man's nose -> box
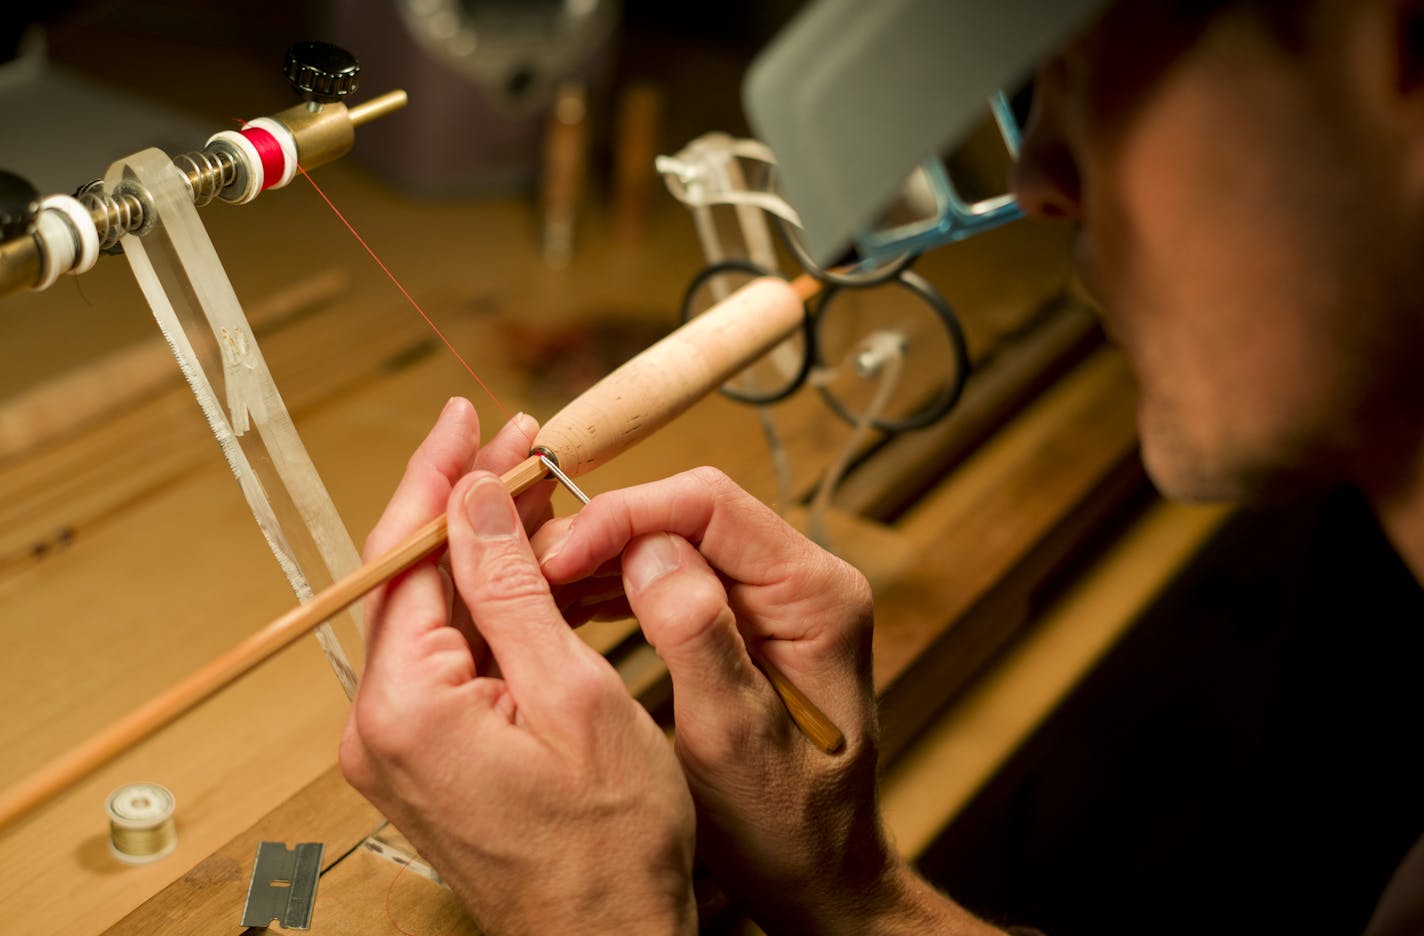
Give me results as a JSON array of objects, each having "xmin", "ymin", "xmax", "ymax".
[{"xmin": 1011, "ymin": 79, "xmax": 1083, "ymax": 221}]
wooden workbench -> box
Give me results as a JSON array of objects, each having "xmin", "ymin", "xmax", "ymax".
[{"xmin": 0, "ymin": 33, "xmax": 1230, "ymax": 936}]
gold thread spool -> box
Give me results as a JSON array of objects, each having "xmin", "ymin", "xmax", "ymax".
[{"xmin": 106, "ymin": 782, "xmax": 177, "ymax": 863}]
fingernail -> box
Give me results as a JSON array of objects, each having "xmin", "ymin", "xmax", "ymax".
[
  {"xmin": 626, "ymin": 533, "xmax": 680, "ymax": 593},
  {"xmin": 537, "ymin": 520, "xmax": 573, "ymax": 567},
  {"xmin": 465, "ymin": 478, "xmax": 518, "ymax": 540}
]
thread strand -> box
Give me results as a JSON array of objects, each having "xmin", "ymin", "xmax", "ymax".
[{"xmin": 296, "ymin": 164, "xmax": 511, "ymax": 420}]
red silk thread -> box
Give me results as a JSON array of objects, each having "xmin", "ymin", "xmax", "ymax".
[
  {"xmin": 384, "ymin": 854, "xmax": 459, "ymax": 936},
  {"xmin": 239, "ymin": 126, "xmax": 285, "ymax": 191},
  {"xmin": 295, "ymin": 163, "xmax": 511, "ymax": 420}
]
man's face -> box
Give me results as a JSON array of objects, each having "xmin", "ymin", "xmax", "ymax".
[{"xmin": 1014, "ymin": 0, "xmax": 1424, "ymax": 503}]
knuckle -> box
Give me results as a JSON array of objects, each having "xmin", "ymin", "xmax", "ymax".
[
  {"xmin": 679, "ymin": 684, "xmax": 781, "ymax": 766},
  {"xmin": 464, "ymin": 548, "xmax": 551, "ymax": 609},
  {"xmin": 685, "ymin": 464, "xmax": 733, "ymax": 495},
  {"xmin": 563, "ymin": 657, "xmax": 613, "ymax": 704},
  {"xmin": 815, "ymin": 550, "xmax": 874, "ymax": 613},
  {"xmin": 337, "ymin": 718, "xmax": 376, "ymax": 793},
  {"xmin": 349, "ymin": 691, "xmax": 417, "ymax": 766},
  {"xmin": 403, "ymin": 447, "xmax": 437, "ymax": 479},
  {"xmin": 839, "ymin": 561, "xmax": 874, "ymax": 619},
  {"xmin": 660, "ymin": 580, "xmax": 733, "ymax": 649},
  {"xmin": 550, "ymin": 653, "xmax": 621, "ymax": 712}
]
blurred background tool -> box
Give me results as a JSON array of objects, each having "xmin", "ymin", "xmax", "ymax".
[
  {"xmin": 330, "ymin": 0, "xmax": 617, "ymax": 194},
  {"xmin": 610, "ymin": 80, "xmax": 664, "ymax": 245},
  {"xmin": 540, "ymin": 79, "xmax": 589, "ymax": 266}
]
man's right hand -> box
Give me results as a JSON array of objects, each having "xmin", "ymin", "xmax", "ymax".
[{"xmin": 535, "ymin": 467, "xmax": 1000, "ymax": 935}]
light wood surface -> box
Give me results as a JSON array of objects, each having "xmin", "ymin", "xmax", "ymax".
[
  {"xmin": 0, "ymin": 454, "xmax": 544, "ymax": 832},
  {"xmin": 0, "ymin": 269, "xmax": 349, "ymax": 465}
]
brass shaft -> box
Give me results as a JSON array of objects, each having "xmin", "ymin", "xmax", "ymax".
[
  {"xmin": 349, "ymin": 90, "xmax": 408, "ymax": 127},
  {"xmin": 0, "ymin": 87, "xmax": 408, "ymax": 300}
]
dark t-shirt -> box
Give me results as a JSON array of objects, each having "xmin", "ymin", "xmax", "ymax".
[{"xmin": 1364, "ymin": 835, "xmax": 1424, "ymax": 936}]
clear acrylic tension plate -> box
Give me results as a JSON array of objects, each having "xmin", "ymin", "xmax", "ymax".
[{"xmin": 105, "ymin": 147, "xmax": 361, "ymax": 698}]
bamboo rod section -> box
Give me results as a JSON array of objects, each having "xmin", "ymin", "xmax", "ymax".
[{"xmin": 0, "ymin": 273, "xmax": 841, "ymax": 831}]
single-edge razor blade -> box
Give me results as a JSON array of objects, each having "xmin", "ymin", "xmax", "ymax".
[{"xmin": 241, "ymin": 840, "xmax": 326, "ymax": 929}]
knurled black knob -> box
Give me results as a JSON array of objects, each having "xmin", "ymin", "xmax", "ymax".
[
  {"xmin": 0, "ymin": 170, "xmax": 39, "ymax": 241},
  {"xmin": 283, "ymin": 41, "xmax": 360, "ymax": 105}
]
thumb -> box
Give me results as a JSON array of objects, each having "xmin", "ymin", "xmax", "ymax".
[
  {"xmin": 622, "ymin": 533, "xmax": 776, "ymax": 736},
  {"xmin": 447, "ymin": 472, "xmax": 589, "ymax": 706}
]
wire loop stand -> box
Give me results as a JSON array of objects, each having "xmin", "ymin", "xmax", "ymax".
[
  {"xmin": 805, "ymin": 331, "xmax": 905, "ymax": 548},
  {"xmin": 661, "ymin": 136, "xmax": 805, "ymax": 512},
  {"xmin": 107, "ymin": 148, "xmax": 362, "ymax": 698},
  {"xmin": 813, "ymin": 268, "xmax": 970, "ymax": 432},
  {"xmin": 660, "ymin": 133, "xmax": 972, "ymax": 523}
]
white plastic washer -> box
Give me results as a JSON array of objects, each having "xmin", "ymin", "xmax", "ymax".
[
  {"xmin": 31, "ymin": 211, "xmax": 73, "ymax": 291},
  {"xmin": 40, "ymin": 194, "xmax": 100, "ymax": 276},
  {"xmin": 241, "ymin": 117, "xmax": 299, "ymax": 189},
  {"xmin": 205, "ymin": 129, "xmax": 264, "ymax": 204}
]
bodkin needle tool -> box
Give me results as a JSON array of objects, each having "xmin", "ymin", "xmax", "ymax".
[{"xmin": 538, "ymin": 450, "xmax": 591, "ymax": 505}]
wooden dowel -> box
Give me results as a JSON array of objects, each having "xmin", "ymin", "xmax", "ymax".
[
  {"xmin": 0, "ymin": 272, "xmax": 837, "ymax": 830},
  {"xmin": 791, "ymin": 271, "xmax": 822, "ymax": 303},
  {"xmin": 749, "ymin": 646, "xmax": 845, "ymax": 753}
]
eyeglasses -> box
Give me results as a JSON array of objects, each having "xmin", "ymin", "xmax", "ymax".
[
  {"xmin": 659, "ymin": 124, "xmax": 995, "ymax": 435},
  {"xmin": 678, "ymin": 257, "xmax": 969, "ymax": 434},
  {"xmin": 854, "ymin": 90, "xmax": 1027, "ymax": 263}
]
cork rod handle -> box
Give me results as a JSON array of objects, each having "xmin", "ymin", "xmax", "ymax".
[{"xmin": 534, "ymin": 275, "xmax": 815, "ymax": 476}]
